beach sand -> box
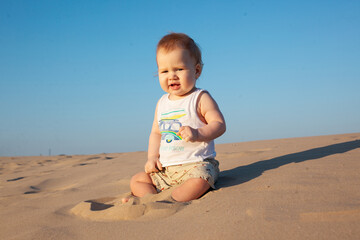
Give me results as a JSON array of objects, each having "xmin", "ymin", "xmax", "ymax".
[{"xmin": 1, "ymin": 133, "xmax": 360, "ymax": 239}]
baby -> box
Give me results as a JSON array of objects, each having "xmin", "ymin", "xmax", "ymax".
[{"xmin": 124, "ymin": 33, "xmax": 226, "ymax": 202}]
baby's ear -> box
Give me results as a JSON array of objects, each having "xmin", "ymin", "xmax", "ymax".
[{"xmin": 195, "ymin": 63, "xmax": 202, "ymax": 79}]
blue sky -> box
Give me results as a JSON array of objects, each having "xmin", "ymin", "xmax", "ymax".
[{"xmin": 1, "ymin": 0, "xmax": 359, "ymax": 156}]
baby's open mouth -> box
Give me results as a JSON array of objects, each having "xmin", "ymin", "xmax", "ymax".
[{"xmin": 169, "ymin": 83, "xmax": 180, "ymax": 90}]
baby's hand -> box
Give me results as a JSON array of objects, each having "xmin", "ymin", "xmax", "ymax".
[
  {"xmin": 145, "ymin": 158, "xmax": 163, "ymax": 173},
  {"xmin": 177, "ymin": 126, "xmax": 199, "ymax": 142}
]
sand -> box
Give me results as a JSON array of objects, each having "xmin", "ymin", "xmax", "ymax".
[{"xmin": 1, "ymin": 133, "xmax": 360, "ymax": 239}]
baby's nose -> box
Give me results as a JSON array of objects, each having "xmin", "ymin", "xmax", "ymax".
[{"xmin": 169, "ymin": 71, "xmax": 178, "ymax": 79}]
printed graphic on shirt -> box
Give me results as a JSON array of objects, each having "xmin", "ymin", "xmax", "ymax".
[{"xmin": 159, "ymin": 109, "xmax": 186, "ymax": 143}]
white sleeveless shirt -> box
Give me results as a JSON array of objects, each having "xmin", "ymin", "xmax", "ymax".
[{"xmin": 157, "ymin": 89, "xmax": 216, "ymax": 167}]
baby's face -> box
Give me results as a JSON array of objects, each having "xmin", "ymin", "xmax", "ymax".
[{"xmin": 157, "ymin": 47, "xmax": 201, "ymax": 100}]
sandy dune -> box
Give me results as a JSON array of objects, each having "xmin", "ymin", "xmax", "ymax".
[{"xmin": 1, "ymin": 133, "xmax": 360, "ymax": 239}]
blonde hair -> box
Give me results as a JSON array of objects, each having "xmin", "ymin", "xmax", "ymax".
[{"xmin": 157, "ymin": 33, "xmax": 203, "ymax": 67}]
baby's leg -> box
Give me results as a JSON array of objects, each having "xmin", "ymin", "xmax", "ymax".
[
  {"xmin": 131, "ymin": 172, "xmax": 157, "ymax": 197},
  {"xmin": 172, "ymin": 178, "xmax": 210, "ymax": 202},
  {"xmin": 122, "ymin": 172, "xmax": 157, "ymax": 203}
]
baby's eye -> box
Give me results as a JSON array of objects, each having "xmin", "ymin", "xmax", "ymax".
[
  {"xmin": 177, "ymin": 68, "xmax": 183, "ymax": 71},
  {"xmin": 161, "ymin": 70, "xmax": 168, "ymax": 74}
]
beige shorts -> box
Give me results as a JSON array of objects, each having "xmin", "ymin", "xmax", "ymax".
[{"xmin": 149, "ymin": 159, "xmax": 219, "ymax": 192}]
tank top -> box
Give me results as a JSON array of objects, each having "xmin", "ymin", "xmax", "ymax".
[{"xmin": 157, "ymin": 88, "xmax": 216, "ymax": 167}]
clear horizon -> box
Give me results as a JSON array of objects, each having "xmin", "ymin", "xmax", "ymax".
[{"xmin": 1, "ymin": 0, "xmax": 359, "ymax": 156}]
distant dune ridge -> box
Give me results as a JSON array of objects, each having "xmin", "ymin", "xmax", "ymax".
[{"xmin": 1, "ymin": 133, "xmax": 360, "ymax": 239}]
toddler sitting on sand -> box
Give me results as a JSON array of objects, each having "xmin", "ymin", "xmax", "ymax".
[{"xmin": 124, "ymin": 33, "xmax": 226, "ymax": 202}]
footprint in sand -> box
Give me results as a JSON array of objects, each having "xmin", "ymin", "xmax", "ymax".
[
  {"xmin": 23, "ymin": 178, "xmax": 78, "ymax": 195},
  {"xmin": 24, "ymin": 186, "xmax": 41, "ymax": 194},
  {"xmin": 86, "ymin": 156, "xmax": 101, "ymax": 160},
  {"xmin": 7, "ymin": 177, "xmax": 26, "ymax": 182},
  {"xmin": 85, "ymin": 197, "xmax": 117, "ymax": 211},
  {"xmin": 72, "ymin": 162, "xmax": 97, "ymax": 167}
]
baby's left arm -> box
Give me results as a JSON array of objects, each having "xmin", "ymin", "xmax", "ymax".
[{"xmin": 178, "ymin": 92, "xmax": 226, "ymax": 142}]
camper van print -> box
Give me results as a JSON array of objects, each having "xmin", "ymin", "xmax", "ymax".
[{"xmin": 159, "ymin": 109, "xmax": 186, "ymax": 143}]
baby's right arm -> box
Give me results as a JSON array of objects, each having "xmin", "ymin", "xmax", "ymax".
[
  {"xmin": 145, "ymin": 102, "xmax": 162, "ymax": 173},
  {"xmin": 145, "ymin": 131, "xmax": 162, "ymax": 173}
]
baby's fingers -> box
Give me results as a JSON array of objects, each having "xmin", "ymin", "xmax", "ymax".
[
  {"xmin": 145, "ymin": 167, "xmax": 158, "ymax": 173},
  {"xmin": 145, "ymin": 164, "xmax": 158, "ymax": 173},
  {"xmin": 177, "ymin": 126, "xmax": 184, "ymax": 136},
  {"xmin": 156, "ymin": 160, "xmax": 163, "ymax": 171}
]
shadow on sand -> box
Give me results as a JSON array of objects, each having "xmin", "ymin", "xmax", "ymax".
[{"xmin": 217, "ymin": 139, "xmax": 360, "ymax": 189}]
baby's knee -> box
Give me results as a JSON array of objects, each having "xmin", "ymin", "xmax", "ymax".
[
  {"xmin": 189, "ymin": 178, "xmax": 210, "ymax": 189},
  {"xmin": 172, "ymin": 178, "xmax": 210, "ymax": 202},
  {"xmin": 130, "ymin": 172, "xmax": 151, "ymax": 185}
]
